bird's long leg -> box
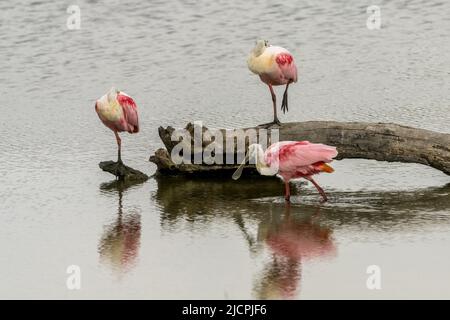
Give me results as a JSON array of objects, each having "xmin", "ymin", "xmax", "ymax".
[
  {"xmin": 306, "ymin": 177, "xmax": 328, "ymax": 202},
  {"xmin": 281, "ymin": 82, "xmax": 291, "ymax": 114},
  {"xmin": 114, "ymin": 131, "xmax": 122, "ymax": 164},
  {"xmin": 269, "ymin": 84, "xmax": 281, "ymax": 125},
  {"xmin": 284, "ymin": 181, "xmax": 291, "ymax": 202}
]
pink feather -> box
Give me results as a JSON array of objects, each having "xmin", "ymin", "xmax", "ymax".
[
  {"xmin": 275, "ymin": 53, "xmax": 298, "ymax": 83},
  {"xmin": 265, "ymin": 141, "xmax": 338, "ymax": 181},
  {"xmin": 117, "ymin": 93, "xmax": 139, "ymax": 133}
]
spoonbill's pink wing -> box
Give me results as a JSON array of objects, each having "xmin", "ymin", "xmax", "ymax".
[
  {"xmin": 265, "ymin": 141, "xmax": 308, "ymax": 165},
  {"xmin": 266, "ymin": 141, "xmax": 337, "ymax": 171},
  {"xmin": 291, "ymin": 142, "xmax": 337, "ymax": 164},
  {"xmin": 275, "ymin": 53, "xmax": 298, "ymax": 83},
  {"xmin": 117, "ymin": 93, "xmax": 139, "ymax": 133}
]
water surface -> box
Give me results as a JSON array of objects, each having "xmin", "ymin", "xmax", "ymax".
[{"xmin": 0, "ymin": 0, "xmax": 449, "ymax": 299}]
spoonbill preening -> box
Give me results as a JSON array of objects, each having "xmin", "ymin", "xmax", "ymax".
[
  {"xmin": 95, "ymin": 87, "xmax": 139, "ymax": 163},
  {"xmin": 247, "ymin": 40, "xmax": 298, "ymax": 126}
]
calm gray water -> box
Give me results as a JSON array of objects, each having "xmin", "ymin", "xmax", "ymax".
[{"xmin": 0, "ymin": 0, "xmax": 449, "ymax": 299}]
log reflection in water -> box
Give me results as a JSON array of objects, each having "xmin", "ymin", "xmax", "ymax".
[
  {"xmin": 153, "ymin": 177, "xmax": 450, "ymax": 298},
  {"xmin": 153, "ymin": 176, "xmax": 450, "ymax": 230}
]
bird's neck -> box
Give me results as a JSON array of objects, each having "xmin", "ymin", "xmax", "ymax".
[
  {"xmin": 255, "ymin": 147, "xmax": 276, "ymax": 176},
  {"xmin": 252, "ymin": 44, "xmax": 266, "ymax": 57}
]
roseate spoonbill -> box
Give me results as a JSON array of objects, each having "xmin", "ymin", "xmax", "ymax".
[
  {"xmin": 95, "ymin": 87, "xmax": 139, "ymax": 163},
  {"xmin": 247, "ymin": 40, "xmax": 298, "ymax": 126},
  {"xmin": 232, "ymin": 141, "xmax": 337, "ymax": 202}
]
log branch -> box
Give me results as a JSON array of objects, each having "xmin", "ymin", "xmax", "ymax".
[{"xmin": 149, "ymin": 121, "xmax": 450, "ymax": 176}]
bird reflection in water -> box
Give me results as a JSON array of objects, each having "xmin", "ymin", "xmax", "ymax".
[
  {"xmin": 254, "ymin": 204, "xmax": 336, "ymax": 299},
  {"xmin": 153, "ymin": 176, "xmax": 337, "ymax": 298},
  {"xmin": 98, "ymin": 179, "xmax": 143, "ymax": 276},
  {"xmin": 152, "ymin": 177, "xmax": 450, "ymax": 299}
]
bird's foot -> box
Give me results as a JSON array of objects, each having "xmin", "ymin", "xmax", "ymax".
[
  {"xmin": 319, "ymin": 196, "xmax": 328, "ymax": 203},
  {"xmin": 273, "ymin": 118, "xmax": 282, "ymax": 126},
  {"xmin": 111, "ymin": 160, "xmax": 126, "ymax": 180},
  {"xmin": 284, "ymin": 196, "xmax": 291, "ymax": 202},
  {"xmin": 257, "ymin": 119, "xmax": 282, "ymax": 129}
]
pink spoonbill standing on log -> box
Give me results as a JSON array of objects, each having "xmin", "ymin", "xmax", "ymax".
[
  {"xmin": 247, "ymin": 40, "xmax": 298, "ymax": 126},
  {"xmin": 95, "ymin": 87, "xmax": 139, "ymax": 164},
  {"xmin": 233, "ymin": 141, "xmax": 338, "ymax": 202}
]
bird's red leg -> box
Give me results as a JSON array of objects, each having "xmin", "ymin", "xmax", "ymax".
[
  {"xmin": 281, "ymin": 82, "xmax": 290, "ymax": 114},
  {"xmin": 114, "ymin": 131, "xmax": 122, "ymax": 164},
  {"xmin": 284, "ymin": 181, "xmax": 291, "ymax": 202},
  {"xmin": 268, "ymin": 84, "xmax": 281, "ymax": 125},
  {"xmin": 306, "ymin": 177, "xmax": 328, "ymax": 202}
]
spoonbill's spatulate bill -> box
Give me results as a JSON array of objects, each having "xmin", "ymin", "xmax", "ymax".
[
  {"xmin": 95, "ymin": 87, "xmax": 140, "ymax": 163},
  {"xmin": 247, "ymin": 40, "xmax": 298, "ymax": 126},
  {"xmin": 233, "ymin": 141, "xmax": 338, "ymax": 202}
]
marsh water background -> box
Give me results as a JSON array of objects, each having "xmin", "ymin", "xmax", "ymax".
[{"xmin": 0, "ymin": 0, "xmax": 449, "ymax": 299}]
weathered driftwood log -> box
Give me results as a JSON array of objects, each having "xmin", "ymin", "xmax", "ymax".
[
  {"xmin": 99, "ymin": 161, "xmax": 149, "ymax": 182},
  {"xmin": 149, "ymin": 121, "xmax": 450, "ymax": 176}
]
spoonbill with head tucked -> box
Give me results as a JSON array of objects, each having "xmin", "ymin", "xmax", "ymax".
[
  {"xmin": 233, "ymin": 141, "xmax": 337, "ymax": 202},
  {"xmin": 247, "ymin": 40, "xmax": 298, "ymax": 126},
  {"xmin": 95, "ymin": 87, "xmax": 139, "ymax": 163}
]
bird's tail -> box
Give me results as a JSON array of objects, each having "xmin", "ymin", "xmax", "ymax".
[{"xmin": 316, "ymin": 162, "xmax": 334, "ymax": 173}]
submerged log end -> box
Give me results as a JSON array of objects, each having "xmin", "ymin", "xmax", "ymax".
[
  {"xmin": 149, "ymin": 148, "xmax": 177, "ymax": 172},
  {"xmin": 99, "ymin": 161, "xmax": 149, "ymax": 182}
]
